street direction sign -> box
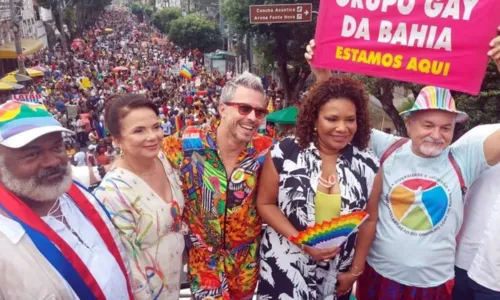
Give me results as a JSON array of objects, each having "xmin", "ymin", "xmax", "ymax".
[{"xmin": 249, "ymin": 4, "xmax": 313, "ymax": 24}]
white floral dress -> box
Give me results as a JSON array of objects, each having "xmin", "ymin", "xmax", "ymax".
[{"xmin": 94, "ymin": 152, "xmax": 187, "ymax": 300}]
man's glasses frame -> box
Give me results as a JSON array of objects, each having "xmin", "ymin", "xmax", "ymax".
[{"xmin": 224, "ymin": 102, "xmax": 268, "ymax": 119}]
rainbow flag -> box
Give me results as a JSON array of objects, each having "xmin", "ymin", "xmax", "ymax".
[
  {"xmin": 179, "ymin": 65, "xmax": 193, "ymax": 80},
  {"xmin": 290, "ymin": 211, "xmax": 369, "ymax": 249}
]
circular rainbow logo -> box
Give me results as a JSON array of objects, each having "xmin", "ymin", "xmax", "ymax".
[{"xmin": 389, "ymin": 178, "xmax": 449, "ymax": 232}]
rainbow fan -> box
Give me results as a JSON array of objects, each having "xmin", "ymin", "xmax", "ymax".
[{"xmin": 290, "ymin": 211, "xmax": 369, "ymax": 249}]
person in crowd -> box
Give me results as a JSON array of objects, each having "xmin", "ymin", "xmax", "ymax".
[
  {"xmin": 453, "ymin": 123, "xmax": 500, "ymax": 300},
  {"xmin": 161, "ymin": 117, "xmax": 173, "ymax": 136},
  {"xmin": 305, "ymin": 34, "xmax": 500, "ymax": 300},
  {"xmin": 257, "ymin": 76, "xmax": 381, "ymax": 299},
  {"xmin": 66, "ymin": 143, "xmax": 76, "ymax": 159},
  {"xmin": 94, "ymin": 94, "xmax": 186, "ymax": 299},
  {"xmin": 265, "ymin": 123, "xmax": 275, "ymax": 139},
  {"xmin": 73, "ymin": 144, "xmax": 86, "ymax": 166},
  {"xmin": 86, "ymin": 144, "xmax": 97, "ymax": 167},
  {"xmin": 105, "ymin": 144, "xmax": 117, "ymax": 162},
  {"xmin": 81, "ymin": 110, "xmax": 93, "ymax": 136},
  {"xmin": 96, "ymin": 145, "xmax": 111, "ymax": 165},
  {"xmin": 75, "ymin": 114, "xmax": 86, "ymax": 147},
  {"xmin": 0, "ymin": 101, "xmax": 132, "ymax": 299},
  {"xmin": 89, "ymin": 129, "xmax": 99, "ymax": 145},
  {"xmin": 163, "ymin": 72, "xmax": 273, "ymax": 299}
]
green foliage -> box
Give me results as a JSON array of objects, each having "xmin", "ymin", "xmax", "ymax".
[
  {"xmin": 358, "ymin": 60, "xmax": 500, "ymax": 136},
  {"xmin": 454, "ymin": 60, "xmax": 500, "ymax": 132},
  {"xmin": 144, "ymin": 6, "xmax": 155, "ymax": 18},
  {"xmin": 223, "ymin": 0, "xmax": 320, "ymax": 104},
  {"xmin": 152, "ymin": 7, "xmax": 183, "ymax": 34},
  {"xmin": 398, "ymin": 98, "xmax": 415, "ymax": 113},
  {"xmin": 130, "ymin": 3, "xmax": 143, "ymax": 15},
  {"xmin": 223, "ymin": 0, "xmax": 318, "ymax": 66},
  {"xmin": 64, "ymin": 7, "xmax": 77, "ymax": 32},
  {"xmin": 253, "ymin": 38, "xmax": 276, "ymax": 74},
  {"xmin": 168, "ymin": 13, "xmax": 222, "ymax": 53},
  {"xmin": 222, "ymin": 0, "xmax": 253, "ymax": 33}
]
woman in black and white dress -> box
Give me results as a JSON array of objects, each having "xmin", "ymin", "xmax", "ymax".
[{"xmin": 256, "ymin": 76, "xmax": 382, "ymax": 300}]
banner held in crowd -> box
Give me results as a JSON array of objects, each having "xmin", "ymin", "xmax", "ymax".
[
  {"xmin": 312, "ymin": 0, "xmax": 500, "ymax": 95},
  {"xmin": 12, "ymin": 93, "xmax": 44, "ymax": 104}
]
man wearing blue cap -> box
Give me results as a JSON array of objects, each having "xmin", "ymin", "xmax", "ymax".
[
  {"xmin": 304, "ymin": 32, "xmax": 500, "ymax": 299},
  {"xmin": 0, "ymin": 101, "xmax": 133, "ymax": 299}
]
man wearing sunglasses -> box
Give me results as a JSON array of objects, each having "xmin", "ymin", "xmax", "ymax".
[{"xmin": 163, "ymin": 72, "xmax": 273, "ymax": 300}]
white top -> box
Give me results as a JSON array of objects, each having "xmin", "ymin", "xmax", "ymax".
[
  {"xmin": 70, "ymin": 165, "xmax": 91, "ymax": 188},
  {"xmin": 74, "ymin": 151, "xmax": 86, "ymax": 166},
  {"xmin": 0, "ymin": 184, "xmax": 130, "ymax": 299},
  {"xmin": 162, "ymin": 121, "xmax": 173, "ymax": 136},
  {"xmin": 75, "ymin": 119, "xmax": 84, "ymax": 133},
  {"xmin": 454, "ymin": 124, "xmax": 500, "ymax": 292},
  {"xmin": 367, "ymin": 129, "xmax": 490, "ymax": 287}
]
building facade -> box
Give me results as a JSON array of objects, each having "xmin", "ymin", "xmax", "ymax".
[
  {"xmin": 0, "ymin": 0, "xmax": 50, "ymax": 75},
  {"xmin": 0, "ymin": 0, "xmax": 50, "ymax": 47},
  {"xmin": 0, "ymin": 0, "xmax": 14, "ymax": 46}
]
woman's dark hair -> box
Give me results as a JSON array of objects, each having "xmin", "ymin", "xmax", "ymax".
[
  {"xmin": 104, "ymin": 94, "xmax": 159, "ymax": 138},
  {"xmin": 296, "ymin": 75, "xmax": 371, "ymax": 150}
]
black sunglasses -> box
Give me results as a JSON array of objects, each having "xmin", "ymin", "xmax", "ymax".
[{"xmin": 225, "ymin": 102, "xmax": 268, "ymax": 119}]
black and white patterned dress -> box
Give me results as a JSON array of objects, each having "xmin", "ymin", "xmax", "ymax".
[{"xmin": 257, "ymin": 137, "xmax": 379, "ymax": 300}]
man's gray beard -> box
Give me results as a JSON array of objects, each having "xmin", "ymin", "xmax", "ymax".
[{"xmin": 0, "ymin": 159, "xmax": 73, "ymax": 202}]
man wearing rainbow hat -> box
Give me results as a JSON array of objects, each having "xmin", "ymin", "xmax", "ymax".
[
  {"xmin": 304, "ymin": 33, "xmax": 500, "ymax": 299},
  {"xmin": 357, "ymin": 86, "xmax": 500, "ymax": 300},
  {"xmin": 0, "ymin": 101, "xmax": 133, "ymax": 299}
]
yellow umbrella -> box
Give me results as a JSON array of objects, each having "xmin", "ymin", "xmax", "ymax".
[
  {"xmin": 0, "ymin": 82, "xmax": 14, "ymax": 91},
  {"xmin": 104, "ymin": 28, "xmax": 113, "ymax": 33},
  {"xmin": 9, "ymin": 68, "xmax": 44, "ymax": 77},
  {"xmin": 1, "ymin": 73, "xmax": 32, "ymax": 83}
]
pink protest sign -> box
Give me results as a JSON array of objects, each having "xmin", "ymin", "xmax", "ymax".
[{"xmin": 312, "ymin": 0, "xmax": 500, "ymax": 95}]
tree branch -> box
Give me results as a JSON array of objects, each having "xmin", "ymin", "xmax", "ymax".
[
  {"xmin": 378, "ymin": 79, "xmax": 407, "ymax": 136},
  {"xmin": 61, "ymin": 0, "xmax": 75, "ymax": 11}
]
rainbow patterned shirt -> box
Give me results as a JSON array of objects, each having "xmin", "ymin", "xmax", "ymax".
[{"xmin": 163, "ymin": 126, "xmax": 273, "ymax": 251}]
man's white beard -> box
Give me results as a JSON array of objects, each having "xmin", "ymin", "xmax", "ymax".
[
  {"xmin": 419, "ymin": 144, "xmax": 445, "ymax": 157},
  {"xmin": 0, "ymin": 160, "xmax": 73, "ymax": 202}
]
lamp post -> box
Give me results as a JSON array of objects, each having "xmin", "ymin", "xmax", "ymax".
[
  {"xmin": 210, "ymin": 1, "xmax": 225, "ymax": 50},
  {"xmin": 8, "ymin": 0, "xmax": 26, "ymax": 75},
  {"xmin": 219, "ymin": 0, "xmax": 223, "ymax": 39}
]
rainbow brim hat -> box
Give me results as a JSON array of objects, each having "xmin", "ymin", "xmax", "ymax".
[
  {"xmin": 399, "ymin": 86, "xmax": 468, "ymax": 123},
  {"xmin": 0, "ymin": 101, "xmax": 73, "ymax": 148}
]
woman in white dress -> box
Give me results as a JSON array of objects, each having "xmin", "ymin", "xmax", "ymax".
[{"xmin": 94, "ymin": 94, "xmax": 186, "ymax": 300}]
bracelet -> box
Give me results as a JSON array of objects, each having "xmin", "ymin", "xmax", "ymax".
[{"xmin": 349, "ymin": 265, "xmax": 364, "ymax": 277}]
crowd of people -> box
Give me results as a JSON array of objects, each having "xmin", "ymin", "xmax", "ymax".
[
  {"xmin": 0, "ymin": 5, "xmax": 499, "ymax": 300},
  {"xmin": 1, "ymin": 8, "xmax": 286, "ymax": 171}
]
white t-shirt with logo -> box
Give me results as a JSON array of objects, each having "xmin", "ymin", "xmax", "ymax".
[{"xmin": 367, "ymin": 129, "xmax": 490, "ymax": 287}]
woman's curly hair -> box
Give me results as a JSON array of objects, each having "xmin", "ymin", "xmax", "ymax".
[{"xmin": 296, "ymin": 75, "xmax": 371, "ymax": 150}]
